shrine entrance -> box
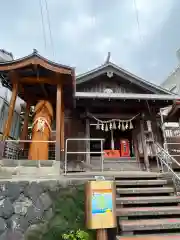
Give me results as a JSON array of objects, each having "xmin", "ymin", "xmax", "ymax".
[{"xmin": 90, "ymin": 121, "xmax": 135, "ymax": 159}]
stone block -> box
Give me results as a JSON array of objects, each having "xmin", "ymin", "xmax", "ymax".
[
  {"xmin": 5, "ymin": 182, "xmax": 21, "ymax": 201},
  {"xmin": 24, "ymin": 182, "xmax": 44, "ymax": 202},
  {"xmin": 0, "ymin": 229, "xmax": 24, "ymax": 240},
  {"xmin": 13, "ymin": 195, "xmax": 32, "ymax": 216},
  {"xmin": 38, "ymin": 193, "xmax": 52, "ymax": 211},
  {"xmin": 0, "ymin": 198, "xmax": 14, "ymax": 219},
  {"xmin": 44, "ymin": 208, "xmax": 53, "ymax": 221},
  {"xmin": 0, "ymin": 183, "xmax": 7, "ymax": 200},
  {"xmin": 7, "ymin": 214, "xmax": 29, "ymax": 233},
  {"xmin": 41, "ymin": 180, "xmax": 60, "ymax": 191},
  {"xmin": 25, "ymin": 205, "xmax": 44, "ymax": 225},
  {"xmin": 0, "ymin": 218, "xmax": 7, "ymax": 235},
  {"xmin": 7, "ymin": 214, "xmax": 20, "ymax": 230}
]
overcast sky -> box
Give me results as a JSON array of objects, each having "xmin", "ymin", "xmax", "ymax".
[{"xmin": 1, "ymin": 0, "xmax": 180, "ymax": 84}]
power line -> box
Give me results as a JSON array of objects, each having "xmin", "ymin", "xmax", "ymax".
[
  {"xmin": 39, "ymin": 0, "xmax": 47, "ymax": 52},
  {"xmin": 133, "ymin": 0, "xmax": 143, "ymax": 44},
  {"xmin": 44, "ymin": 0, "xmax": 55, "ymax": 59}
]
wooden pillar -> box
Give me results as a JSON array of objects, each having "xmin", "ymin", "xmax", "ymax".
[
  {"xmin": 85, "ymin": 117, "xmax": 90, "ymax": 164},
  {"xmin": 140, "ymin": 119, "xmax": 150, "ymax": 171},
  {"xmin": 56, "ymin": 83, "xmax": 62, "ymax": 161},
  {"xmin": 60, "ymin": 98, "xmax": 65, "ymax": 159},
  {"xmin": 2, "ymin": 82, "xmax": 18, "ymax": 140},
  {"xmin": 132, "ymin": 129, "xmax": 140, "ymax": 168},
  {"xmin": 97, "ymin": 229, "xmax": 108, "ymax": 240},
  {"xmin": 20, "ymin": 101, "xmax": 31, "ymax": 142}
]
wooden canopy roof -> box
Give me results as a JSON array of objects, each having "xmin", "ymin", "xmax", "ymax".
[
  {"xmin": 0, "ymin": 50, "xmax": 75, "ymax": 106},
  {"xmin": 76, "ymin": 61, "xmax": 174, "ymax": 95}
]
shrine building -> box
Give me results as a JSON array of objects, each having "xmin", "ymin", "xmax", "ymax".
[{"xmin": 0, "ymin": 50, "xmax": 179, "ymax": 172}]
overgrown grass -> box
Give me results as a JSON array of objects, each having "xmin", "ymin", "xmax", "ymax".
[{"xmin": 25, "ymin": 185, "xmax": 95, "ymax": 240}]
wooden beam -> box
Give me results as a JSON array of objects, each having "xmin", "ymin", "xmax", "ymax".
[
  {"xmin": 40, "ymin": 84, "xmax": 48, "ymax": 97},
  {"xmin": 60, "ymin": 96, "xmax": 65, "ymax": 155},
  {"xmin": 19, "ymin": 76, "xmax": 58, "ymax": 85},
  {"xmin": 56, "ymin": 83, "xmax": 62, "ymax": 162},
  {"xmin": 140, "ymin": 119, "xmax": 149, "ymax": 171},
  {"xmin": 2, "ymin": 79, "xmax": 18, "ymax": 140},
  {"xmin": 85, "ymin": 117, "xmax": 90, "ymax": 164},
  {"xmin": 132, "ymin": 128, "xmax": 140, "ymax": 168}
]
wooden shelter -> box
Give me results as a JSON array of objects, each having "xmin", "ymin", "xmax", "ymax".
[{"xmin": 0, "ymin": 50, "xmax": 75, "ymax": 161}]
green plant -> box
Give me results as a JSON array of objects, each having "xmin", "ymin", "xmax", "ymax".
[
  {"xmin": 62, "ymin": 230, "xmax": 89, "ymax": 240},
  {"xmin": 25, "ymin": 185, "xmax": 95, "ymax": 240}
]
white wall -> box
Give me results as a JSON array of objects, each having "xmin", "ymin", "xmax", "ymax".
[
  {"xmin": 0, "ymin": 82, "xmax": 23, "ymax": 139},
  {"xmin": 161, "ymin": 66, "xmax": 180, "ymax": 94}
]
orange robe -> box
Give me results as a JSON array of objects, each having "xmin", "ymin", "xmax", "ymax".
[{"xmin": 28, "ymin": 100, "xmax": 53, "ymax": 160}]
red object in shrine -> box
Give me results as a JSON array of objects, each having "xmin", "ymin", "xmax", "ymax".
[
  {"xmin": 104, "ymin": 150, "xmax": 120, "ymax": 158},
  {"xmin": 120, "ymin": 139, "xmax": 130, "ymax": 157}
]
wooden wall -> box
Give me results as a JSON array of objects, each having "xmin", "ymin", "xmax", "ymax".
[{"xmin": 64, "ymin": 110, "xmax": 86, "ymax": 162}]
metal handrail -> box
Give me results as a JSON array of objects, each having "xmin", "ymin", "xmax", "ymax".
[
  {"xmin": 154, "ymin": 142, "xmax": 180, "ymax": 193},
  {"xmin": 64, "ymin": 138, "xmax": 105, "ymax": 175},
  {"xmin": 155, "ymin": 142, "xmax": 180, "ymax": 168},
  {"xmin": 4, "ymin": 140, "xmax": 56, "ymax": 143}
]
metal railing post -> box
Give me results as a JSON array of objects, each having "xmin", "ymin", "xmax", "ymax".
[
  {"xmin": 101, "ymin": 139, "xmax": 104, "ymax": 172},
  {"xmin": 64, "ymin": 138, "xmax": 105, "ymax": 174},
  {"xmin": 155, "ymin": 142, "xmax": 180, "ymax": 194},
  {"xmin": 64, "ymin": 139, "xmax": 68, "ymax": 175}
]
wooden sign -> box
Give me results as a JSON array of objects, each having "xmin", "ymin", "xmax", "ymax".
[
  {"xmin": 165, "ymin": 126, "xmax": 180, "ymax": 165},
  {"xmin": 85, "ymin": 181, "xmax": 116, "ymax": 230}
]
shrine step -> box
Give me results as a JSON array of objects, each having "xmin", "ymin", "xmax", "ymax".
[
  {"xmin": 0, "ymin": 159, "xmax": 55, "ymax": 167},
  {"xmin": 116, "ymin": 206, "xmax": 180, "ymax": 216},
  {"xmin": 120, "ymin": 218, "xmax": 180, "ymax": 232},
  {"xmin": 65, "ymin": 171, "xmax": 160, "ymax": 179},
  {"xmin": 116, "ymin": 195, "xmax": 180, "ymax": 205},
  {"xmin": 116, "ymin": 235, "xmax": 180, "ymax": 239},
  {"xmin": 116, "ymin": 187, "xmax": 174, "ymax": 195},
  {"xmin": 115, "ymin": 179, "xmax": 167, "ymax": 186}
]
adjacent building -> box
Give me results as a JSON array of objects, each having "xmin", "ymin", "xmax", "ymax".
[
  {"xmin": 0, "ymin": 49, "xmax": 22, "ymax": 139},
  {"xmin": 161, "ymin": 49, "xmax": 180, "ymax": 94}
]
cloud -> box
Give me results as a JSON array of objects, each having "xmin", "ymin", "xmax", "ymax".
[
  {"xmin": 60, "ymin": 15, "xmax": 97, "ymax": 43},
  {"xmin": 0, "ymin": 0, "xmax": 179, "ymax": 83}
]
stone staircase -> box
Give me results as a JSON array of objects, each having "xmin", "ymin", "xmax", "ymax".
[
  {"xmin": 116, "ymin": 172, "xmax": 180, "ymax": 239},
  {"xmin": 90, "ymin": 156, "xmax": 140, "ymax": 171}
]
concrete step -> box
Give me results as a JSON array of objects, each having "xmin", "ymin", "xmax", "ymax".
[
  {"xmin": 116, "ymin": 196, "xmax": 180, "ymax": 205},
  {"xmin": 120, "ymin": 218, "xmax": 180, "ymax": 232},
  {"xmin": 65, "ymin": 171, "xmax": 160, "ymax": 179},
  {"xmin": 117, "ymin": 206, "xmax": 180, "ymax": 216},
  {"xmin": 116, "ymin": 187, "xmax": 174, "ymax": 195},
  {"xmin": 0, "ymin": 159, "xmax": 55, "ymax": 167},
  {"xmin": 116, "ymin": 235, "xmax": 180, "ymax": 239},
  {"xmin": 116, "ymin": 179, "xmax": 167, "ymax": 186}
]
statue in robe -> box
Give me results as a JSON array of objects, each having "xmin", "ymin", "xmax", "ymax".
[{"xmin": 28, "ymin": 100, "xmax": 53, "ymax": 160}]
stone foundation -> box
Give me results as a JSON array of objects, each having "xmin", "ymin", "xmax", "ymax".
[{"xmin": 0, "ymin": 179, "xmax": 87, "ymax": 240}]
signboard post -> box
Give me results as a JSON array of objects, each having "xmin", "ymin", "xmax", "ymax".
[{"xmin": 85, "ymin": 180, "xmax": 116, "ymax": 240}]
